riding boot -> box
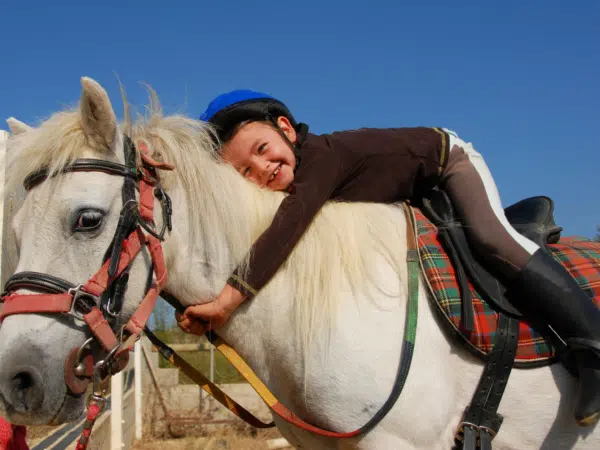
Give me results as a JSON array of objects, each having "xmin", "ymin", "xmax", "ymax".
[{"xmin": 509, "ymin": 249, "xmax": 600, "ymax": 426}]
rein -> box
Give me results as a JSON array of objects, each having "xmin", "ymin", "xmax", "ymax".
[
  {"xmin": 0, "ymin": 133, "xmax": 421, "ymax": 443},
  {"xmin": 154, "ymin": 203, "xmax": 421, "ymax": 439}
]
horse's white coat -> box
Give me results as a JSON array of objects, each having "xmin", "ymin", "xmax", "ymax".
[{"xmin": 0, "ymin": 78, "xmax": 597, "ymax": 448}]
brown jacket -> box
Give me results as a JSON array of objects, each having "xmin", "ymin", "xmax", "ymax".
[{"xmin": 228, "ymin": 126, "xmax": 450, "ymax": 298}]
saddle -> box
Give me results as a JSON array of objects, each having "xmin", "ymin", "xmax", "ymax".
[
  {"xmin": 419, "ymin": 188, "xmax": 563, "ymax": 324},
  {"xmin": 415, "ymin": 189, "xmax": 564, "ymax": 449}
]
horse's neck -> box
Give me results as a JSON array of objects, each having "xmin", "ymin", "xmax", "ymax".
[
  {"xmin": 162, "ymin": 173, "xmax": 287, "ymax": 340},
  {"xmin": 160, "ymin": 169, "xmax": 413, "ymax": 406}
]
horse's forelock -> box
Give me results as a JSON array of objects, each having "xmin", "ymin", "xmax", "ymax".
[{"xmin": 6, "ymin": 110, "xmax": 98, "ymax": 194}]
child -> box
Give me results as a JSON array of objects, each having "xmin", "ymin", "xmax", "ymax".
[{"xmin": 176, "ymin": 89, "xmax": 600, "ymax": 425}]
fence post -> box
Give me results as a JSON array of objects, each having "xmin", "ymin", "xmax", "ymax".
[
  {"xmin": 111, "ymin": 371, "xmax": 123, "ymax": 449},
  {"xmin": 134, "ymin": 340, "xmax": 143, "ymax": 440}
]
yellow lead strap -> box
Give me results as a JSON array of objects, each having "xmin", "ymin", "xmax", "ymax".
[
  {"xmin": 143, "ymin": 328, "xmax": 274, "ymax": 428},
  {"xmin": 208, "ymin": 335, "xmax": 279, "ymax": 407}
]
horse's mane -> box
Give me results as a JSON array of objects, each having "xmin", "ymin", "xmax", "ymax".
[{"xmin": 5, "ymin": 89, "xmax": 408, "ymax": 352}]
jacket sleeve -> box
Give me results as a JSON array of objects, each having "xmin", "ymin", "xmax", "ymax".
[{"xmin": 227, "ymin": 148, "xmax": 342, "ymax": 299}]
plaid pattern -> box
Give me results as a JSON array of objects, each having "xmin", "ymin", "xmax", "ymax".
[{"xmin": 413, "ymin": 209, "xmax": 600, "ymax": 363}]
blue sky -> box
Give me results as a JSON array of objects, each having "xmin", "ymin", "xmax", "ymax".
[{"xmin": 1, "ymin": 1, "xmax": 598, "ymax": 237}]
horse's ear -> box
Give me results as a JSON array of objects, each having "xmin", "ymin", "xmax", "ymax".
[
  {"xmin": 80, "ymin": 77, "xmax": 117, "ymax": 150},
  {"xmin": 6, "ymin": 117, "xmax": 33, "ymax": 135}
]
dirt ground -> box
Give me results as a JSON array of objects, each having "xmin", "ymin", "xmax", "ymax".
[{"xmin": 131, "ymin": 426, "xmax": 288, "ymax": 449}]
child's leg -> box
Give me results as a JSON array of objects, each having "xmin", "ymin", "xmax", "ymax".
[
  {"xmin": 440, "ymin": 130, "xmax": 600, "ymax": 425},
  {"xmin": 439, "ymin": 133, "xmax": 537, "ymax": 281}
]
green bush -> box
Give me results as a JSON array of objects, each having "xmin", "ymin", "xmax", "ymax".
[{"xmin": 152, "ymin": 327, "xmax": 245, "ymax": 384}]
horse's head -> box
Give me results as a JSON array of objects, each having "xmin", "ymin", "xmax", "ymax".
[{"xmin": 0, "ymin": 77, "xmax": 169, "ymax": 425}]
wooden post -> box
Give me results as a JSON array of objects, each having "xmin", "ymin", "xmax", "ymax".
[
  {"xmin": 134, "ymin": 340, "xmax": 143, "ymax": 440},
  {"xmin": 111, "ymin": 371, "xmax": 123, "ymax": 449}
]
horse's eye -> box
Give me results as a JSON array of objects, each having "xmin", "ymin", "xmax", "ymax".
[{"xmin": 73, "ymin": 210, "xmax": 104, "ymax": 232}]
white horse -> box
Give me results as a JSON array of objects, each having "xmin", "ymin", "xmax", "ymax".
[{"xmin": 0, "ymin": 77, "xmax": 597, "ymax": 449}]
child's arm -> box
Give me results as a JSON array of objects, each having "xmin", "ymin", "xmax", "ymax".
[
  {"xmin": 228, "ymin": 149, "xmax": 342, "ymax": 299},
  {"xmin": 176, "ymin": 148, "xmax": 342, "ymax": 335}
]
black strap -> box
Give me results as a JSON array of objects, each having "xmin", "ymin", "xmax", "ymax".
[
  {"xmin": 23, "ymin": 159, "xmax": 136, "ymax": 191},
  {"xmin": 456, "ymin": 313, "xmax": 519, "ymax": 449},
  {"xmin": 3, "ymin": 271, "xmax": 76, "ymax": 295},
  {"xmin": 107, "ymin": 201, "xmax": 139, "ymax": 277}
]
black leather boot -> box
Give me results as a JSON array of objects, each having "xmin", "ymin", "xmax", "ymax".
[{"xmin": 511, "ymin": 249, "xmax": 600, "ymax": 426}]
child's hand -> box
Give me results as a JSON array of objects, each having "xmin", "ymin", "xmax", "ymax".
[{"xmin": 175, "ymin": 284, "xmax": 245, "ymax": 336}]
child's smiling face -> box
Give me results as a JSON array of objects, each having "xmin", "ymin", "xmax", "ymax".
[{"xmin": 221, "ymin": 116, "xmax": 297, "ymax": 192}]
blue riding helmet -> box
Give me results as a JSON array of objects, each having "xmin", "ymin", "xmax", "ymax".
[{"xmin": 200, "ymin": 89, "xmax": 298, "ymax": 143}]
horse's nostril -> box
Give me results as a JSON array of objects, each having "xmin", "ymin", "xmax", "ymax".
[
  {"xmin": 12, "ymin": 372, "xmax": 34, "ymax": 392},
  {"xmin": 7, "ymin": 369, "xmax": 44, "ymax": 412}
]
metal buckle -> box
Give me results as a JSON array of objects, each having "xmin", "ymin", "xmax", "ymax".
[
  {"xmin": 98, "ymin": 335, "xmax": 126, "ymax": 377},
  {"xmin": 455, "ymin": 420, "xmax": 497, "ymax": 446},
  {"xmin": 479, "ymin": 425, "xmax": 497, "ymax": 440},
  {"xmin": 73, "ymin": 337, "xmax": 95, "ymax": 377},
  {"xmin": 67, "ymin": 285, "xmax": 101, "ymax": 321},
  {"xmin": 86, "ymin": 360, "xmax": 110, "ymax": 411},
  {"xmin": 455, "ymin": 421, "xmax": 479, "ymax": 442},
  {"xmin": 104, "ymin": 296, "xmax": 121, "ymax": 319}
]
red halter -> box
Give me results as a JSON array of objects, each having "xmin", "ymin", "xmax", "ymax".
[{"xmin": 0, "ymin": 136, "xmax": 173, "ymax": 449}]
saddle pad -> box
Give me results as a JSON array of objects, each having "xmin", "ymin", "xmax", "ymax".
[{"xmin": 413, "ymin": 208, "xmax": 600, "ymax": 363}]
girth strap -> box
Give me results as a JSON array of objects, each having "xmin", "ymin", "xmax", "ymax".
[{"xmin": 456, "ymin": 313, "xmax": 519, "ymax": 449}]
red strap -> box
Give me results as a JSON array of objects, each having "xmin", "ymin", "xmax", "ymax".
[
  {"xmin": 117, "ymin": 235, "xmax": 167, "ymax": 352},
  {"xmin": 146, "ymin": 235, "xmax": 167, "ymax": 289},
  {"xmin": 0, "ymin": 293, "xmax": 72, "ymax": 322},
  {"xmin": 139, "ymin": 178, "xmax": 155, "ymax": 223},
  {"xmin": 136, "ymin": 140, "xmax": 174, "ymax": 222},
  {"xmin": 120, "ymin": 235, "xmax": 167, "ymax": 347},
  {"xmin": 0, "ymin": 417, "xmax": 28, "ymax": 450},
  {"xmin": 9, "ymin": 425, "xmax": 28, "ymax": 450},
  {"xmin": 0, "ymin": 417, "xmax": 14, "ymax": 450},
  {"xmin": 121, "ymin": 285, "xmax": 160, "ymax": 352},
  {"xmin": 75, "ymin": 402, "xmax": 102, "ymax": 450},
  {"xmin": 136, "ymin": 141, "xmax": 176, "ymax": 171},
  {"xmin": 83, "ymin": 308, "xmax": 118, "ymax": 352},
  {"xmin": 271, "ymin": 403, "xmax": 360, "ymax": 438},
  {"xmin": 84, "ymin": 229, "xmax": 144, "ymax": 297},
  {"xmin": 141, "ymin": 153, "xmax": 175, "ymax": 171}
]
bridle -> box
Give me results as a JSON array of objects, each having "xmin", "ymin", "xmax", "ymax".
[{"xmin": 0, "ymin": 135, "xmax": 173, "ymax": 448}]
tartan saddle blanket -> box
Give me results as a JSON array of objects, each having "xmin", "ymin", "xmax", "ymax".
[{"xmin": 412, "ymin": 207, "xmax": 600, "ymax": 366}]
